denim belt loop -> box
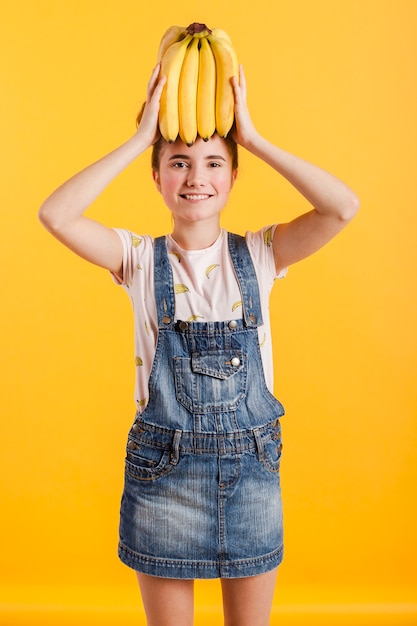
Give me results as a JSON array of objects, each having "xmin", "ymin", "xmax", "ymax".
[
  {"xmin": 253, "ymin": 427, "xmax": 264, "ymax": 461},
  {"xmin": 170, "ymin": 429, "xmax": 182, "ymax": 465}
]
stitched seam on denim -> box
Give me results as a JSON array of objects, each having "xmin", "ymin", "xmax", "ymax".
[{"xmin": 119, "ymin": 542, "xmax": 283, "ymax": 569}]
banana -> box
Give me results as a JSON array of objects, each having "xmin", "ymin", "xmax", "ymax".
[
  {"xmin": 208, "ymin": 34, "xmax": 239, "ymax": 137},
  {"xmin": 178, "ymin": 36, "xmax": 200, "ymax": 146},
  {"xmin": 159, "ymin": 34, "xmax": 192, "ymax": 142},
  {"xmin": 210, "ymin": 28, "xmax": 232, "ymax": 43},
  {"xmin": 156, "ymin": 24, "xmax": 238, "ymax": 142},
  {"xmin": 156, "ymin": 25, "xmax": 187, "ymax": 64},
  {"xmin": 197, "ymin": 36, "xmax": 216, "ymax": 141}
]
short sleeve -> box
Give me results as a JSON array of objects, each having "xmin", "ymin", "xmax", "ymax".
[
  {"xmin": 111, "ymin": 229, "xmax": 154, "ymax": 286},
  {"xmin": 245, "ymin": 225, "xmax": 288, "ymax": 285}
]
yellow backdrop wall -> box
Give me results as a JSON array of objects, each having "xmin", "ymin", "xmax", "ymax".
[{"xmin": 1, "ymin": 0, "xmax": 416, "ymax": 623}]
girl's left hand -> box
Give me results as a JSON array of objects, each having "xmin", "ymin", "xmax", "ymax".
[{"xmin": 231, "ymin": 65, "xmax": 258, "ymax": 148}]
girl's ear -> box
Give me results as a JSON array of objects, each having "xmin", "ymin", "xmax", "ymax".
[
  {"xmin": 231, "ymin": 168, "xmax": 238, "ymax": 187},
  {"xmin": 152, "ymin": 169, "xmax": 161, "ymax": 192}
]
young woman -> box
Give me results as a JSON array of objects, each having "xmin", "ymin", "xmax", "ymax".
[{"xmin": 39, "ymin": 65, "xmax": 359, "ymax": 626}]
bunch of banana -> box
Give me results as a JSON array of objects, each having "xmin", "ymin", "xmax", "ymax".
[{"xmin": 156, "ymin": 22, "xmax": 239, "ymax": 145}]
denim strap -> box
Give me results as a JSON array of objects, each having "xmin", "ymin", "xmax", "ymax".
[
  {"xmin": 227, "ymin": 232, "xmax": 263, "ymax": 327},
  {"xmin": 154, "ymin": 236, "xmax": 176, "ymax": 328}
]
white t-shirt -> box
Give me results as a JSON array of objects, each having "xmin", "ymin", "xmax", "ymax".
[{"xmin": 113, "ymin": 226, "xmax": 286, "ymax": 411}]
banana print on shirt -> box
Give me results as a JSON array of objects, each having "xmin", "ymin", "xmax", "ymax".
[
  {"xmin": 205, "ymin": 263, "xmax": 220, "ymax": 278},
  {"xmin": 263, "ymin": 226, "xmax": 273, "ymax": 247},
  {"xmin": 175, "ymin": 284, "xmax": 190, "ymax": 294},
  {"xmin": 131, "ymin": 234, "xmax": 142, "ymax": 248}
]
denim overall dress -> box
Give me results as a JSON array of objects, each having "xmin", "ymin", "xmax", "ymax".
[{"xmin": 118, "ymin": 233, "xmax": 285, "ymax": 579}]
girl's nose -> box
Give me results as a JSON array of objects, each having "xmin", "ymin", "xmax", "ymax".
[{"xmin": 186, "ymin": 166, "xmax": 206, "ymax": 187}]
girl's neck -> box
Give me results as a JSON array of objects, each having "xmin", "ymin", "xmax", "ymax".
[{"xmin": 171, "ymin": 221, "xmax": 222, "ymax": 251}]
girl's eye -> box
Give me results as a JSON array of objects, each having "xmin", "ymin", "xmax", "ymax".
[{"xmin": 170, "ymin": 160, "xmax": 223, "ymax": 169}]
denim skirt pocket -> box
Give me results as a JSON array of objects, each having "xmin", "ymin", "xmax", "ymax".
[
  {"xmin": 259, "ymin": 422, "xmax": 283, "ymax": 474},
  {"xmin": 125, "ymin": 439, "xmax": 173, "ymax": 481}
]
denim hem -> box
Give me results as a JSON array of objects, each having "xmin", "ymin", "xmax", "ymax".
[{"xmin": 118, "ymin": 542, "xmax": 283, "ymax": 580}]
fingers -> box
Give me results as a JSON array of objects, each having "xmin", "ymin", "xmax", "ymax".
[
  {"xmin": 231, "ymin": 65, "xmax": 247, "ymax": 105},
  {"xmin": 152, "ymin": 73, "xmax": 166, "ymax": 102},
  {"xmin": 147, "ymin": 64, "xmax": 166, "ymax": 100},
  {"xmin": 147, "ymin": 64, "xmax": 160, "ymax": 96},
  {"xmin": 231, "ymin": 75, "xmax": 241, "ymax": 106},
  {"xmin": 136, "ymin": 66, "xmax": 167, "ymax": 145},
  {"xmin": 235, "ymin": 65, "xmax": 247, "ymax": 101},
  {"xmin": 230, "ymin": 64, "xmax": 258, "ymax": 147},
  {"xmin": 239, "ymin": 64, "xmax": 247, "ymax": 98}
]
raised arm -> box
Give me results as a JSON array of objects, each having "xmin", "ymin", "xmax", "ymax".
[
  {"xmin": 232, "ymin": 67, "xmax": 359, "ymax": 274},
  {"xmin": 38, "ymin": 66, "xmax": 166, "ymax": 276}
]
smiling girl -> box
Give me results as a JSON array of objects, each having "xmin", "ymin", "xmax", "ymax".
[{"xmin": 39, "ymin": 64, "xmax": 358, "ymax": 626}]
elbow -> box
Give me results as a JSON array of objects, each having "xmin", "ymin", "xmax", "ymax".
[
  {"xmin": 339, "ymin": 190, "xmax": 360, "ymax": 223},
  {"xmin": 38, "ymin": 203, "xmax": 55, "ymax": 234},
  {"xmin": 38, "ymin": 202, "xmax": 49, "ymax": 229},
  {"xmin": 38, "ymin": 200, "xmax": 62, "ymax": 235}
]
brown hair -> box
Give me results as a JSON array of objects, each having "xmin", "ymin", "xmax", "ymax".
[{"xmin": 135, "ymin": 104, "xmax": 238, "ymax": 172}]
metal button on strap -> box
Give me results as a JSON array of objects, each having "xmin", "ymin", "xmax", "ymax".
[
  {"xmin": 162, "ymin": 315, "xmax": 171, "ymax": 324},
  {"xmin": 231, "ymin": 357, "xmax": 240, "ymax": 367},
  {"xmin": 179, "ymin": 321, "xmax": 188, "ymax": 331},
  {"xmin": 228, "ymin": 320, "xmax": 238, "ymax": 329},
  {"xmin": 249, "ymin": 314, "xmax": 257, "ymax": 323}
]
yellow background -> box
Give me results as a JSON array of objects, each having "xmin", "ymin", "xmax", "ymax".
[{"xmin": 1, "ymin": 0, "xmax": 416, "ymax": 624}]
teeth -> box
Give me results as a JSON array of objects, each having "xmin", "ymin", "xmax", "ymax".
[{"xmin": 184, "ymin": 194, "xmax": 210, "ymax": 200}]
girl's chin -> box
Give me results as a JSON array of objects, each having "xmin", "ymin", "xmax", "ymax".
[{"xmin": 172, "ymin": 211, "xmax": 221, "ymax": 225}]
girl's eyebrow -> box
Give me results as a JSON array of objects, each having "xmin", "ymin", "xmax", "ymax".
[
  {"xmin": 168, "ymin": 154, "xmax": 190, "ymax": 160},
  {"xmin": 168, "ymin": 154, "xmax": 226, "ymax": 161}
]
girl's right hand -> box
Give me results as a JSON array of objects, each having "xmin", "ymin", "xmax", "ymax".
[{"xmin": 135, "ymin": 65, "xmax": 166, "ymax": 148}]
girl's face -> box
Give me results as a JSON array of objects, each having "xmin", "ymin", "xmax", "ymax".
[{"xmin": 153, "ymin": 135, "xmax": 237, "ymax": 227}]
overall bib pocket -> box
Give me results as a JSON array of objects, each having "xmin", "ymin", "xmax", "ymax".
[{"xmin": 174, "ymin": 350, "xmax": 247, "ymax": 414}]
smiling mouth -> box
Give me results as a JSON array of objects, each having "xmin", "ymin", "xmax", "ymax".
[{"xmin": 180, "ymin": 194, "xmax": 212, "ymax": 201}]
